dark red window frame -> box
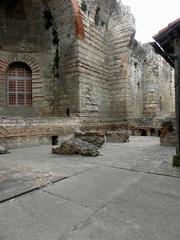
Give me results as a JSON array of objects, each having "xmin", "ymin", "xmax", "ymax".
[{"xmin": 7, "ymin": 63, "xmax": 32, "ymax": 106}]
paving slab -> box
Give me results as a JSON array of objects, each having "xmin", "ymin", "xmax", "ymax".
[
  {"xmin": 0, "ymin": 166, "xmax": 65, "ymax": 202},
  {"xmin": 0, "ymin": 137, "xmax": 180, "ymax": 203},
  {"xmin": 0, "ymin": 145, "xmax": 96, "ymax": 202},
  {"xmin": 0, "ymin": 190, "xmax": 93, "ymax": 240},
  {"xmin": 62, "ymin": 174, "xmax": 180, "ymax": 240},
  {"xmin": 86, "ymin": 137, "xmax": 180, "ymax": 177},
  {"xmin": 0, "ymin": 136, "xmax": 180, "ymax": 240},
  {"xmin": 44, "ymin": 166, "xmax": 143, "ymax": 209}
]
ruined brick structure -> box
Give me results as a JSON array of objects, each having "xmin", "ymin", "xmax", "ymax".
[{"xmin": 0, "ymin": 0, "xmax": 175, "ymax": 147}]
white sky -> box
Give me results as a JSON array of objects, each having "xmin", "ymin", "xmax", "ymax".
[{"xmin": 121, "ymin": 0, "xmax": 180, "ymax": 43}]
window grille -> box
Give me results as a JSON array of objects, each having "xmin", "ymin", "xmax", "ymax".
[{"xmin": 7, "ymin": 63, "xmax": 32, "ymax": 106}]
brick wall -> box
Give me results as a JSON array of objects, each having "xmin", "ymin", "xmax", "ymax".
[
  {"xmin": 0, "ymin": 0, "xmax": 82, "ymax": 117},
  {"xmin": 0, "ymin": 0, "xmax": 176, "ymax": 148},
  {"xmin": 0, "ymin": 117, "xmax": 80, "ymax": 148}
]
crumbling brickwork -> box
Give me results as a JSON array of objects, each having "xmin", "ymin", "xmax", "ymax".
[
  {"xmin": 0, "ymin": 0, "xmax": 175, "ymax": 148},
  {"xmin": 142, "ymin": 44, "xmax": 175, "ymax": 118}
]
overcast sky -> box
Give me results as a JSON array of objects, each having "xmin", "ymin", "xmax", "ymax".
[{"xmin": 121, "ymin": 0, "xmax": 180, "ymax": 43}]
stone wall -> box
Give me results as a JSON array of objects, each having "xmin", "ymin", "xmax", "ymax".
[
  {"xmin": 0, "ymin": 117, "xmax": 79, "ymax": 148},
  {"xmin": 0, "ymin": 1, "xmax": 53, "ymax": 116},
  {"xmin": 126, "ymin": 42, "xmax": 175, "ymax": 120},
  {"xmin": 74, "ymin": 0, "xmax": 115, "ymax": 117},
  {"xmin": 160, "ymin": 118, "xmax": 176, "ymax": 146},
  {"xmin": 48, "ymin": 0, "xmax": 83, "ymax": 116},
  {"xmin": 0, "ymin": 0, "xmax": 176, "ymax": 148},
  {"xmin": 0, "ymin": 0, "xmax": 81, "ymax": 117},
  {"xmin": 0, "ymin": 0, "xmax": 174, "ymax": 119},
  {"xmin": 108, "ymin": 2, "xmax": 136, "ymax": 119},
  {"xmin": 142, "ymin": 44, "xmax": 175, "ymax": 118},
  {"xmin": 0, "ymin": 1, "xmax": 50, "ymax": 51},
  {"xmin": 76, "ymin": 1, "xmax": 175, "ymax": 120},
  {"xmin": 128, "ymin": 40, "xmax": 146, "ymax": 118},
  {"xmin": 76, "ymin": 0, "xmax": 138, "ymax": 119}
]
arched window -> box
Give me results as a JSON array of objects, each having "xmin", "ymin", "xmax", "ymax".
[{"xmin": 7, "ymin": 62, "xmax": 32, "ymax": 106}]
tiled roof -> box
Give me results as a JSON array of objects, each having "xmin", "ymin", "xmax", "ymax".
[
  {"xmin": 153, "ymin": 18, "xmax": 180, "ymax": 40},
  {"xmin": 152, "ymin": 17, "xmax": 180, "ymax": 68}
]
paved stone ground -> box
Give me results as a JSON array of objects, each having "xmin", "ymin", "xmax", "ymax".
[{"xmin": 0, "ymin": 136, "xmax": 180, "ymax": 240}]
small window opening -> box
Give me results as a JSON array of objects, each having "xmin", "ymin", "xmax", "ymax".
[
  {"xmin": 134, "ymin": 62, "xmax": 138, "ymax": 69},
  {"xmin": 141, "ymin": 129, "xmax": 147, "ymax": 136},
  {"xmin": 81, "ymin": 0, "xmax": 87, "ymax": 12},
  {"xmin": 160, "ymin": 96, "xmax": 162, "ymax": 111},
  {"xmin": 52, "ymin": 135, "xmax": 58, "ymax": 145},
  {"xmin": 137, "ymin": 81, "xmax": 140, "ymax": 89},
  {"xmin": 95, "ymin": 7, "xmax": 100, "ymax": 26},
  {"xmin": 150, "ymin": 128, "xmax": 156, "ymax": 136},
  {"xmin": 66, "ymin": 108, "xmax": 70, "ymax": 116}
]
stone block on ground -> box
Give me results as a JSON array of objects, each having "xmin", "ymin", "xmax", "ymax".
[
  {"xmin": 160, "ymin": 131, "xmax": 176, "ymax": 146},
  {"xmin": 75, "ymin": 131, "xmax": 105, "ymax": 147},
  {"xmin": 52, "ymin": 138, "xmax": 100, "ymax": 157},
  {"xmin": 106, "ymin": 130, "xmax": 129, "ymax": 143},
  {"xmin": 160, "ymin": 118, "xmax": 176, "ymax": 146},
  {"xmin": 0, "ymin": 145, "xmax": 8, "ymax": 154}
]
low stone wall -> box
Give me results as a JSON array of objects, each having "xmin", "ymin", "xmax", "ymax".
[
  {"xmin": 160, "ymin": 118, "xmax": 176, "ymax": 146},
  {"xmin": 127, "ymin": 118, "xmax": 160, "ymax": 137},
  {"xmin": 160, "ymin": 131, "xmax": 176, "ymax": 146},
  {"xmin": 106, "ymin": 130, "xmax": 129, "ymax": 143},
  {"xmin": 79, "ymin": 117, "xmax": 160, "ymax": 140},
  {"xmin": 0, "ymin": 117, "xmax": 80, "ymax": 149},
  {"xmin": 0, "ymin": 116, "xmax": 175, "ymax": 149}
]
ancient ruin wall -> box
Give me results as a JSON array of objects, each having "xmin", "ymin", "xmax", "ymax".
[
  {"xmin": 0, "ymin": 0, "xmax": 82, "ymax": 117},
  {"xmin": 0, "ymin": 0, "xmax": 176, "ymax": 149},
  {"xmin": 142, "ymin": 44, "xmax": 175, "ymax": 118},
  {"xmin": 0, "ymin": 0, "xmax": 50, "ymax": 51},
  {"xmin": 0, "ymin": 1, "xmax": 49, "ymax": 116},
  {"xmin": 108, "ymin": 2, "xmax": 136, "ymax": 119},
  {"xmin": 75, "ymin": 0, "xmax": 137, "ymax": 120},
  {"xmin": 74, "ymin": 0, "xmax": 116, "ymax": 118},
  {"xmin": 128, "ymin": 40, "xmax": 146, "ymax": 118},
  {"xmin": 48, "ymin": 0, "xmax": 84, "ymax": 117}
]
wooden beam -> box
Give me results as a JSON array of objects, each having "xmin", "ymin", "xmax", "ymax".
[
  {"xmin": 173, "ymin": 37, "xmax": 180, "ymax": 166},
  {"xmin": 151, "ymin": 42, "xmax": 174, "ymax": 68}
]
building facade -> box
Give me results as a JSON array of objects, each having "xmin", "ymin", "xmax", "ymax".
[{"xmin": 0, "ymin": 0, "xmax": 175, "ymax": 147}]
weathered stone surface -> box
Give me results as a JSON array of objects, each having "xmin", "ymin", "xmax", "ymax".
[
  {"xmin": 75, "ymin": 131, "xmax": 105, "ymax": 147},
  {"xmin": 106, "ymin": 130, "xmax": 129, "ymax": 143},
  {"xmin": 160, "ymin": 131, "xmax": 176, "ymax": 146},
  {"xmin": 173, "ymin": 155, "xmax": 180, "ymax": 167},
  {"xmin": 144, "ymin": 44, "xmax": 175, "ymax": 118},
  {"xmin": 0, "ymin": 0, "xmax": 174, "ymax": 119},
  {"xmin": 0, "ymin": 166, "xmax": 64, "ymax": 203},
  {"xmin": 160, "ymin": 118, "xmax": 176, "ymax": 146},
  {"xmin": 0, "ymin": 145, "xmax": 8, "ymax": 154},
  {"xmin": 52, "ymin": 139, "xmax": 100, "ymax": 157},
  {"xmin": 0, "ymin": 0, "xmax": 175, "ymax": 149}
]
